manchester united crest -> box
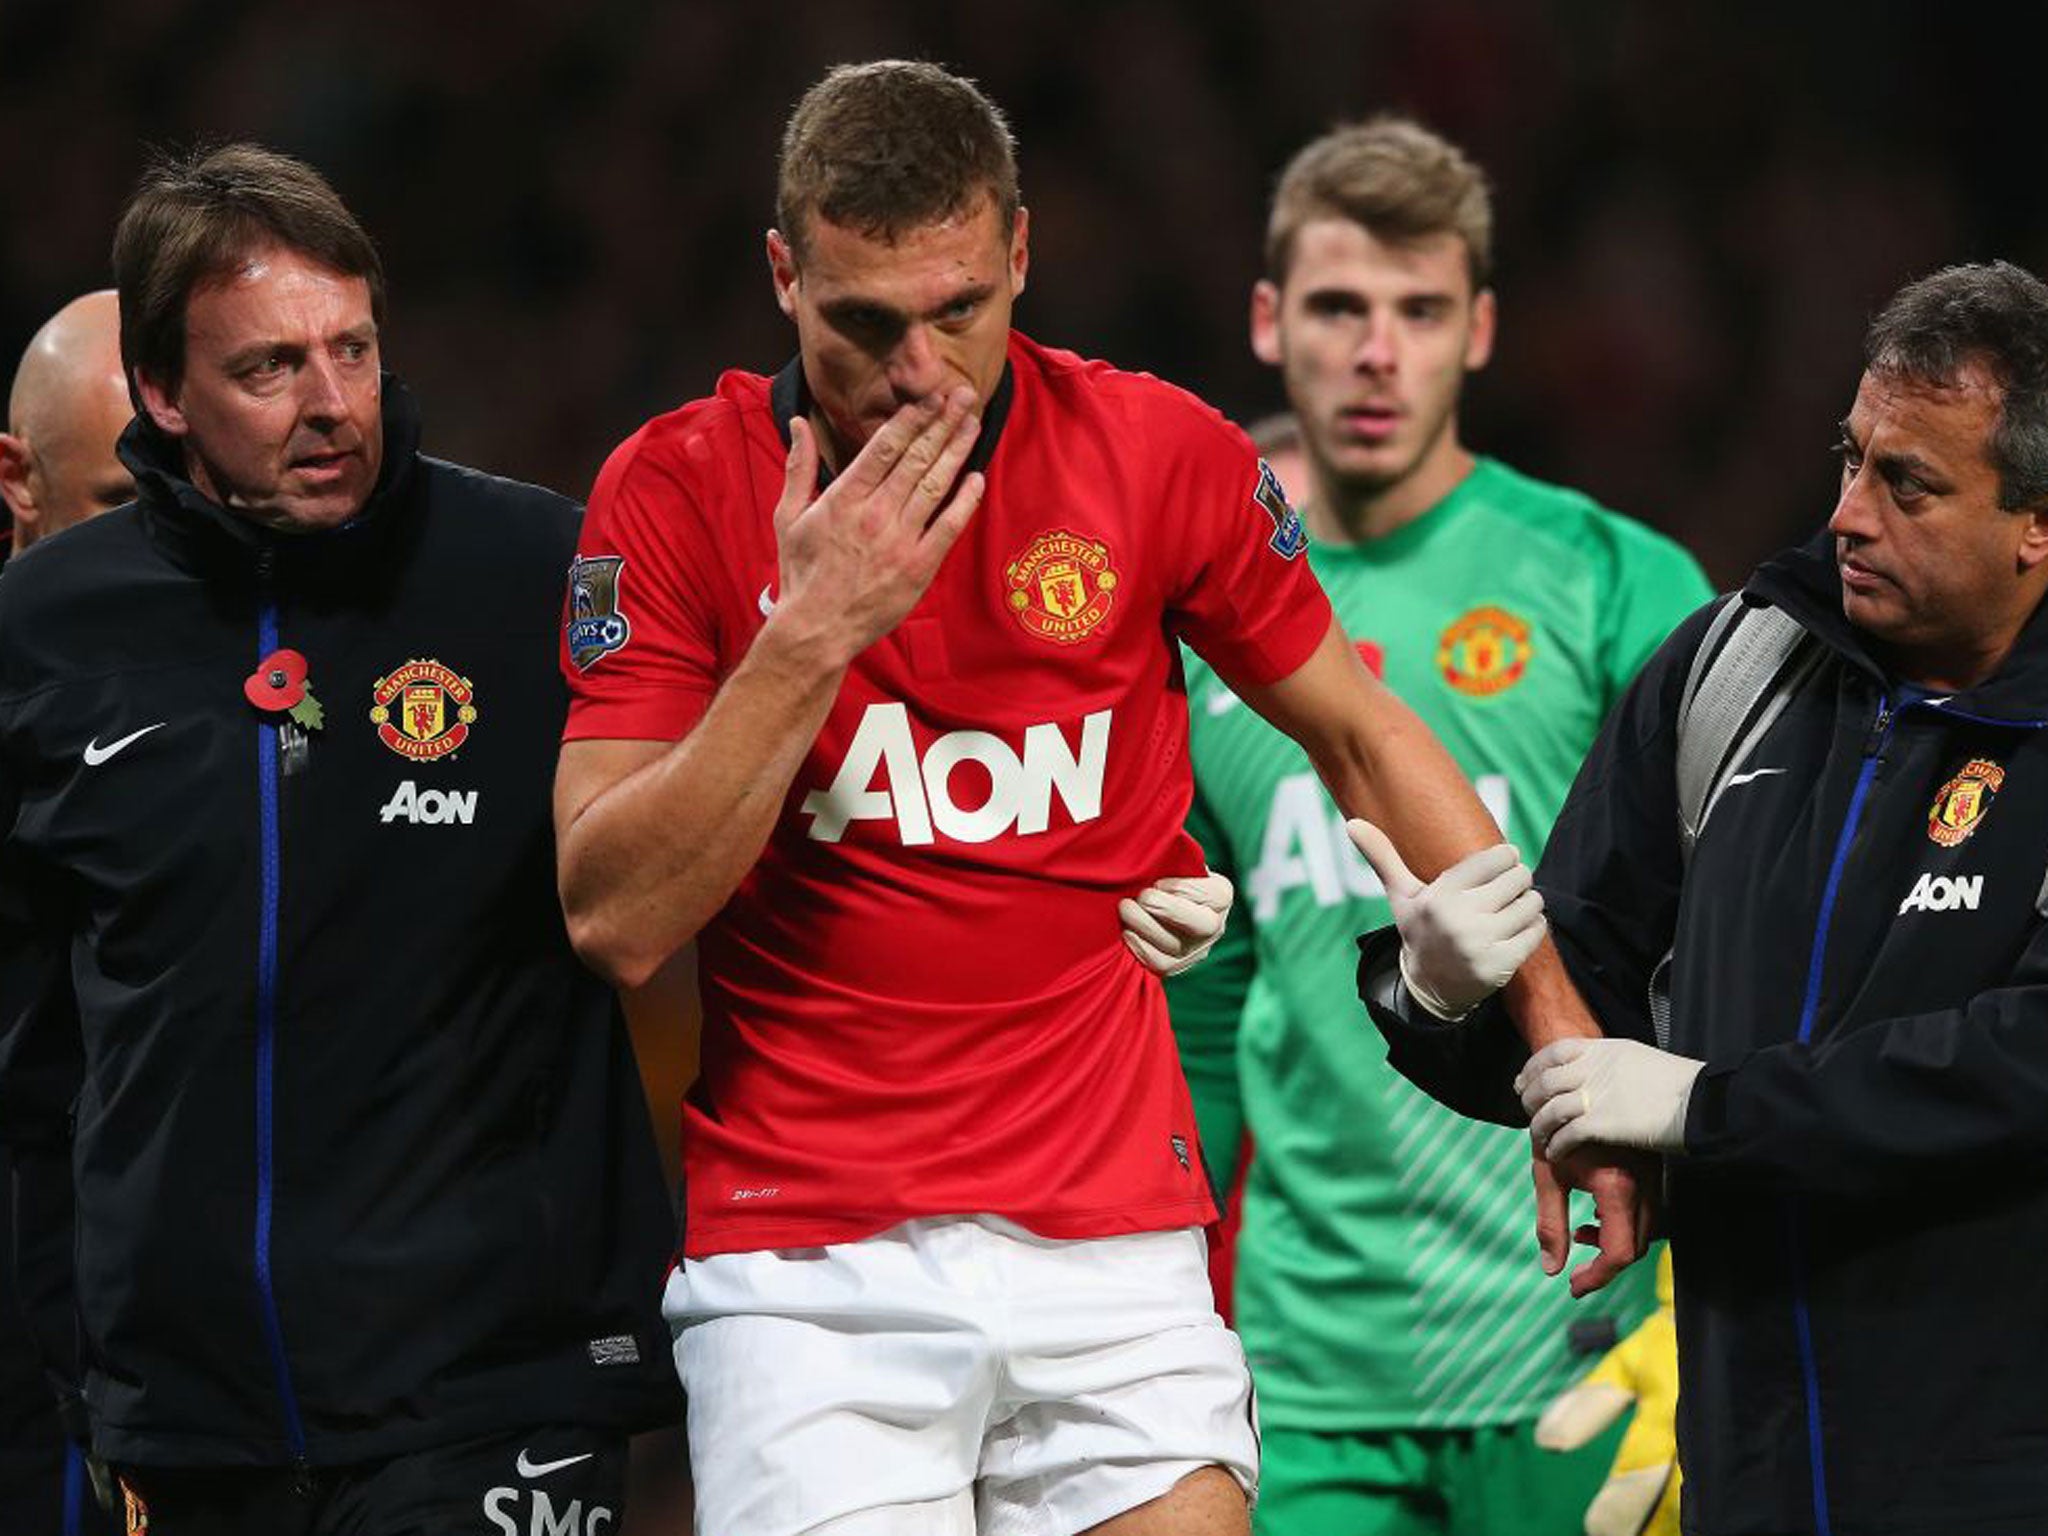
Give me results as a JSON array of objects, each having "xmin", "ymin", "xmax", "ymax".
[
  {"xmin": 1005, "ymin": 530, "xmax": 1118, "ymax": 645},
  {"xmin": 369, "ymin": 659, "xmax": 477, "ymax": 761},
  {"xmin": 1438, "ymin": 606, "xmax": 1533, "ymax": 696},
  {"xmin": 1928, "ymin": 758, "xmax": 2004, "ymax": 846}
]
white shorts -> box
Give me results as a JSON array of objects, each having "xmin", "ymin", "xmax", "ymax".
[{"xmin": 666, "ymin": 1216, "xmax": 1258, "ymax": 1536}]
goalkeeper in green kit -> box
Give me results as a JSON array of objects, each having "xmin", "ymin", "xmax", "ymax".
[{"xmin": 1166, "ymin": 118, "xmax": 1710, "ymax": 1535}]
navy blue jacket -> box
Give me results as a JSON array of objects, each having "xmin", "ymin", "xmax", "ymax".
[
  {"xmin": 0, "ymin": 381, "xmax": 679, "ymax": 1469},
  {"xmin": 1370, "ymin": 531, "xmax": 2048, "ymax": 1535}
]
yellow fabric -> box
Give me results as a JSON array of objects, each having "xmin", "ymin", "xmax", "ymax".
[{"xmin": 1534, "ymin": 1249, "xmax": 1679, "ymax": 1536}]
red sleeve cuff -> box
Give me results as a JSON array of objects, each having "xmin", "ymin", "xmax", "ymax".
[{"xmin": 563, "ymin": 689, "xmax": 711, "ymax": 745}]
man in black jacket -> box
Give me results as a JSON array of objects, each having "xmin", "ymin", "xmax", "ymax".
[
  {"xmin": 1359, "ymin": 261, "xmax": 2048, "ymax": 1536},
  {"xmin": 0, "ymin": 144, "xmax": 681, "ymax": 1534},
  {"xmin": 0, "ymin": 288, "xmax": 132, "ymax": 1536}
]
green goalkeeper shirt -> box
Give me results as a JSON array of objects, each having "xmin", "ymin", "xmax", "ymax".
[{"xmin": 1168, "ymin": 455, "xmax": 1712, "ymax": 1430}]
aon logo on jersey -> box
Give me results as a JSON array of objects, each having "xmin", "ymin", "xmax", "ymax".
[
  {"xmin": 1248, "ymin": 771, "xmax": 1511, "ymax": 920},
  {"xmin": 803, "ymin": 703, "xmax": 1111, "ymax": 845}
]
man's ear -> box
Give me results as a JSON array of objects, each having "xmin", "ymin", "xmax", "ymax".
[
  {"xmin": 2018, "ymin": 504, "xmax": 2048, "ymax": 573},
  {"xmin": 1465, "ymin": 287, "xmax": 1498, "ymax": 373},
  {"xmin": 1008, "ymin": 205, "xmax": 1030, "ymax": 298},
  {"xmin": 0, "ymin": 433, "xmax": 40, "ymax": 534},
  {"xmin": 767, "ymin": 229, "xmax": 800, "ymax": 321},
  {"xmin": 134, "ymin": 369, "xmax": 187, "ymax": 437},
  {"xmin": 1250, "ymin": 280, "xmax": 1283, "ymax": 367}
]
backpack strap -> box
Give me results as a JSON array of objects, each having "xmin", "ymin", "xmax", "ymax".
[
  {"xmin": 1674, "ymin": 598, "xmax": 1816, "ymax": 859},
  {"xmin": 1649, "ymin": 596, "xmax": 1819, "ymax": 1046}
]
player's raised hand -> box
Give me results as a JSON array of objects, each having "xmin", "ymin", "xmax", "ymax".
[
  {"xmin": 771, "ymin": 389, "xmax": 985, "ymax": 667},
  {"xmin": 1345, "ymin": 820, "xmax": 1545, "ymax": 1020}
]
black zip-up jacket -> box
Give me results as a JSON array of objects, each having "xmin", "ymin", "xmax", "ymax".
[
  {"xmin": 0, "ymin": 381, "xmax": 679, "ymax": 1469},
  {"xmin": 1367, "ymin": 529, "xmax": 2048, "ymax": 1535}
]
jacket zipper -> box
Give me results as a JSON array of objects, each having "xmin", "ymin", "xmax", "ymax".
[
  {"xmin": 1789, "ymin": 688, "xmax": 2048, "ymax": 1531},
  {"xmin": 251, "ymin": 546, "xmax": 312, "ymax": 1479},
  {"xmin": 1784, "ymin": 690, "xmax": 1895, "ymax": 1536},
  {"xmin": 61, "ymin": 1442, "xmax": 85, "ymax": 1535}
]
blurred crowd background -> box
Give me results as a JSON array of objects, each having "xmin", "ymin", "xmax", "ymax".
[{"xmin": 3, "ymin": 0, "xmax": 2040, "ymax": 587}]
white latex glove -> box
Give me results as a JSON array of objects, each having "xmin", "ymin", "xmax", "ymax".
[
  {"xmin": 1345, "ymin": 820, "xmax": 1545, "ymax": 1020},
  {"xmin": 1516, "ymin": 1037, "xmax": 1704, "ymax": 1158},
  {"xmin": 1120, "ymin": 870, "xmax": 1233, "ymax": 977}
]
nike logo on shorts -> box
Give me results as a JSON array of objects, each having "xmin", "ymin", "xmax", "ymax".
[
  {"xmin": 515, "ymin": 1450, "xmax": 594, "ymax": 1479},
  {"xmin": 83, "ymin": 723, "xmax": 166, "ymax": 766}
]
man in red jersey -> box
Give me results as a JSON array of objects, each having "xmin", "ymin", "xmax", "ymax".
[{"xmin": 555, "ymin": 61, "xmax": 1622, "ymax": 1536}]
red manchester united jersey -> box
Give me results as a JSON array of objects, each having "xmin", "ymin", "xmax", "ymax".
[{"xmin": 565, "ymin": 332, "xmax": 1331, "ymax": 1256}]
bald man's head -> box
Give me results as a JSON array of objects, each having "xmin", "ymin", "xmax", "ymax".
[{"xmin": 1, "ymin": 290, "xmax": 135, "ymax": 555}]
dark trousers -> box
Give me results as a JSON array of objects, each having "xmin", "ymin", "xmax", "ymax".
[{"xmin": 114, "ymin": 1425, "xmax": 627, "ymax": 1536}]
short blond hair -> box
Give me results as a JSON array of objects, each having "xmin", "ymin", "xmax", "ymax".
[{"xmin": 1265, "ymin": 116, "xmax": 1492, "ymax": 291}]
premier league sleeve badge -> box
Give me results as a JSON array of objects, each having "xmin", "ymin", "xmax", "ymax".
[{"xmin": 566, "ymin": 554, "xmax": 632, "ymax": 669}]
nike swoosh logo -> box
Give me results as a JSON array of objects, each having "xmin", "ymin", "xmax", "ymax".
[
  {"xmin": 758, "ymin": 585, "xmax": 776, "ymax": 617},
  {"xmin": 515, "ymin": 1450, "xmax": 594, "ymax": 1479},
  {"xmin": 1204, "ymin": 688, "xmax": 1242, "ymax": 717},
  {"xmin": 1725, "ymin": 767, "xmax": 1787, "ymax": 787},
  {"xmin": 83, "ymin": 723, "xmax": 166, "ymax": 766}
]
